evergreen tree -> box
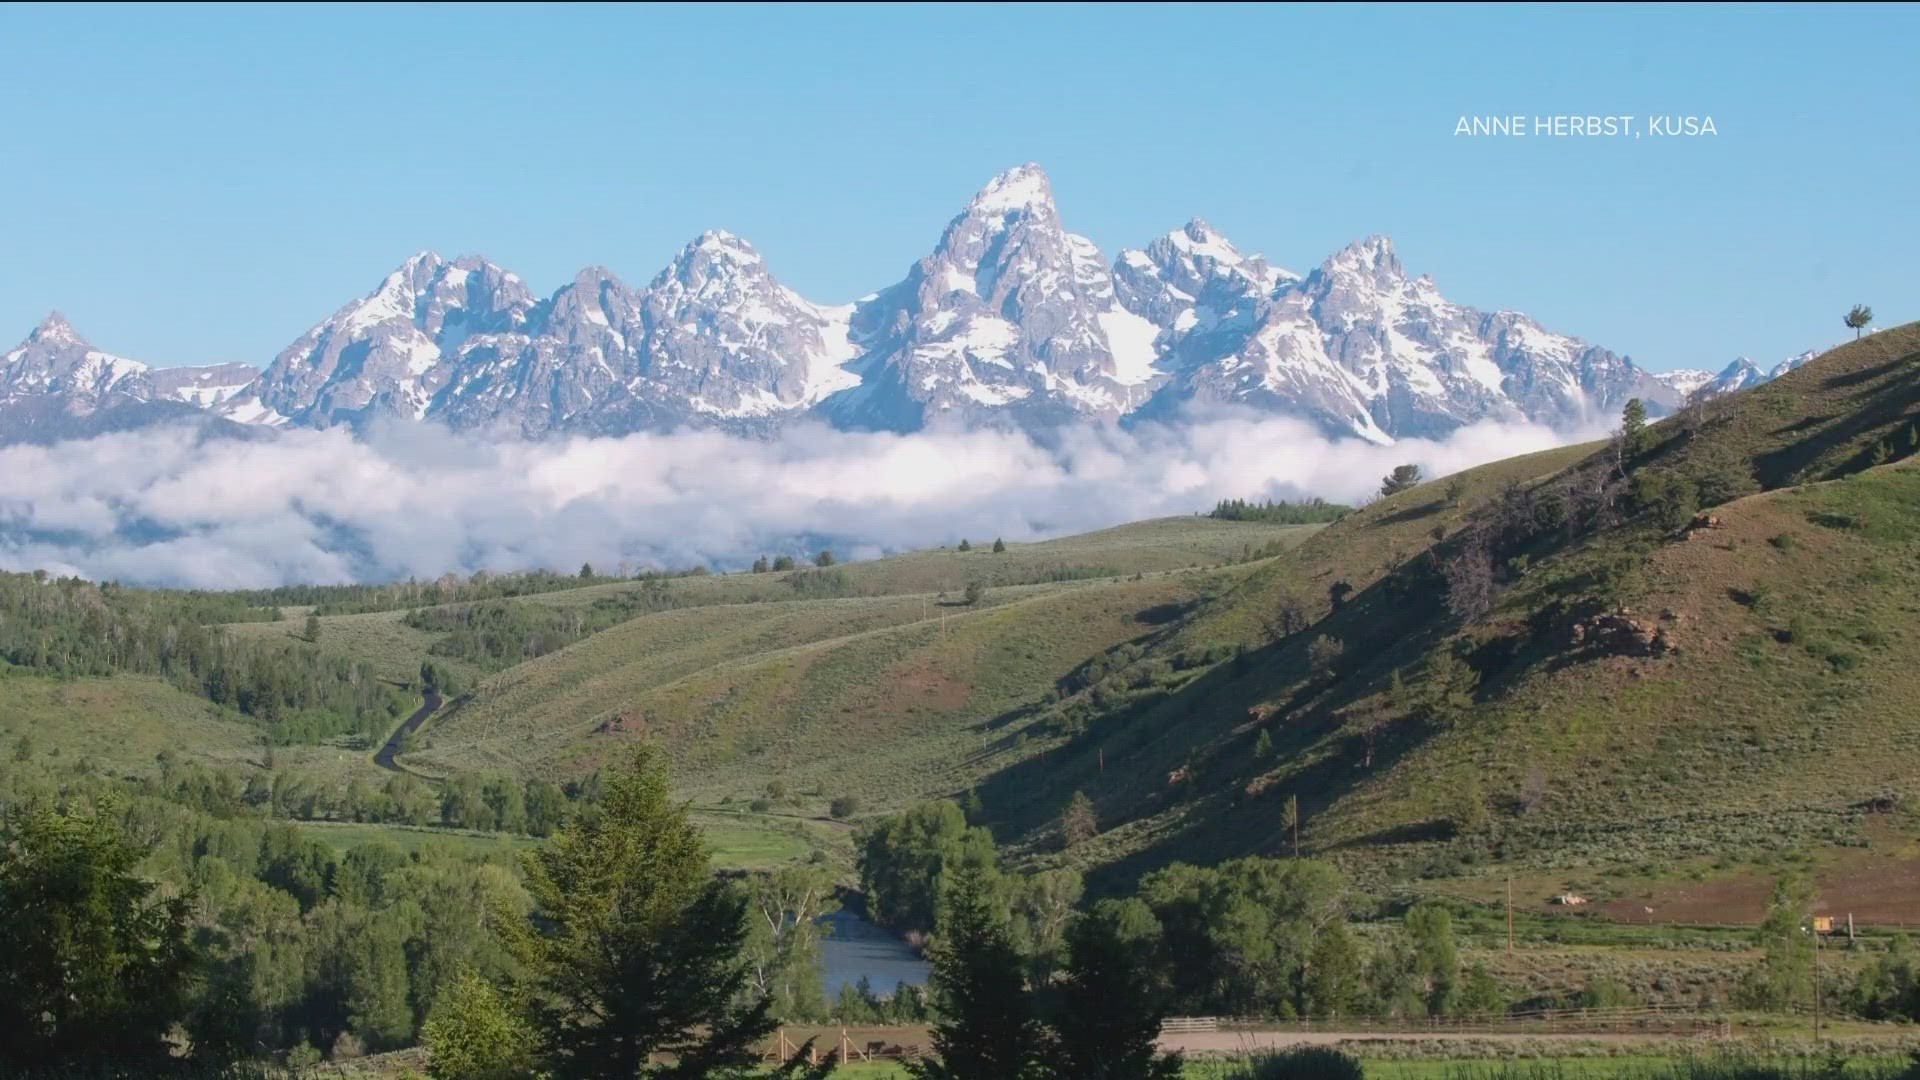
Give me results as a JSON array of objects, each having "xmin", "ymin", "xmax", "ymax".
[
  {"xmin": 910, "ymin": 862, "xmax": 1042, "ymax": 1080},
  {"xmin": 305, "ymin": 613, "xmax": 323, "ymax": 643},
  {"xmin": 578, "ymin": 562, "xmax": 594, "ymax": 580},
  {"xmin": 1044, "ymin": 899, "xmax": 1181, "ymax": 1080},
  {"xmin": 1061, "ymin": 791, "xmax": 1097, "ymax": 848},
  {"xmin": 1282, "ymin": 795, "xmax": 1301, "ymax": 857},
  {"xmin": 509, "ymin": 745, "xmax": 773, "ymax": 1078},
  {"xmin": 422, "ymin": 973, "xmax": 542, "ymax": 1080},
  {"xmin": 772, "ymin": 555, "xmax": 796, "ymax": 572},
  {"xmin": 1621, "ymin": 398, "xmax": 1651, "ymax": 456},
  {"xmin": 963, "ymin": 580, "xmax": 984, "ymax": 606},
  {"xmin": 752, "ymin": 555, "xmax": 770, "ymax": 574},
  {"xmin": 1253, "ymin": 729, "xmax": 1274, "ymax": 762},
  {"xmin": 992, "ymin": 538, "xmax": 1006, "ymax": 553},
  {"xmin": 1845, "ymin": 303, "xmax": 1875, "ymax": 339},
  {"xmin": 814, "ymin": 549, "xmax": 836, "ymax": 567},
  {"xmin": 958, "ymin": 538, "xmax": 972, "ymax": 552},
  {"xmin": 1379, "ymin": 464, "xmax": 1423, "ymax": 498},
  {"xmin": 0, "ymin": 800, "xmax": 194, "ymax": 1063}
]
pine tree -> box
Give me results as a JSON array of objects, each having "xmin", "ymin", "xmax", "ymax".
[
  {"xmin": 1282, "ymin": 794, "xmax": 1301, "ymax": 857},
  {"xmin": 1253, "ymin": 729, "xmax": 1274, "ymax": 761},
  {"xmin": 752, "ymin": 555, "xmax": 770, "ymax": 574},
  {"xmin": 1044, "ymin": 899, "xmax": 1182, "ymax": 1080},
  {"xmin": 1062, "ymin": 791, "xmax": 1098, "ymax": 848},
  {"xmin": 1845, "ymin": 304, "xmax": 1875, "ymax": 340},
  {"xmin": 1621, "ymin": 398, "xmax": 1650, "ymax": 455},
  {"xmin": 814, "ymin": 549, "xmax": 836, "ymax": 567},
  {"xmin": 578, "ymin": 562, "xmax": 594, "ymax": 579},
  {"xmin": 422, "ymin": 973, "xmax": 541, "ymax": 1080},
  {"xmin": 0, "ymin": 800, "xmax": 194, "ymax": 1062},
  {"xmin": 909, "ymin": 862, "xmax": 1042, "ymax": 1080},
  {"xmin": 1379, "ymin": 464, "xmax": 1423, "ymax": 498},
  {"xmin": 509, "ymin": 745, "xmax": 773, "ymax": 1078},
  {"xmin": 957, "ymin": 538, "xmax": 972, "ymax": 552},
  {"xmin": 992, "ymin": 538, "xmax": 1006, "ymax": 553},
  {"xmin": 305, "ymin": 614, "xmax": 323, "ymax": 643}
]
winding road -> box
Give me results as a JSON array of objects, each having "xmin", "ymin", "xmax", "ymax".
[{"xmin": 373, "ymin": 690, "xmax": 442, "ymax": 774}]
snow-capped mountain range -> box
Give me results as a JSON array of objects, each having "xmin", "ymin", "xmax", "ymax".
[
  {"xmin": 1, "ymin": 164, "xmax": 1824, "ymax": 444},
  {"xmin": 1649, "ymin": 350, "xmax": 1820, "ymax": 401}
]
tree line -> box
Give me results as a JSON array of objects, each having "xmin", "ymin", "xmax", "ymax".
[
  {"xmin": 1206, "ymin": 497, "xmax": 1352, "ymax": 525},
  {"xmin": 11, "ymin": 748, "xmax": 1920, "ymax": 1078},
  {"xmin": 0, "ymin": 572, "xmax": 410, "ymax": 745}
]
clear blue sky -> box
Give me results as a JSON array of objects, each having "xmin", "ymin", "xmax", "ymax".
[{"xmin": 4, "ymin": 3, "xmax": 1915, "ymax": 374}]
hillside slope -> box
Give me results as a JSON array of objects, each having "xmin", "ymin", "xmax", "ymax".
[{"xmin": 979, "ymin": 324, "xmax": 1920, "ymax": 893}]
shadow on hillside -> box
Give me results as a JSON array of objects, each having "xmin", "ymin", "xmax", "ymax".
[
  {"xmin": 1753, "ymin": 344, "xmax": 1919, "ymax": 486},
  {"xmin": 1368, "ymin": 499, "xmax": 1448, "ymax": 529},
  {"xmin": 969, "ymin": 546, "xmax": 1470, "ymax": 889}
]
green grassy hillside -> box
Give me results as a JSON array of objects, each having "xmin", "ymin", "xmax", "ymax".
[
  {"xmin": 977, "ymin": 325, "xmax": 1920, "ymax": 908},
  {"xmin": 409, "ymin": 567, "xmax": 1261, "ymax": 815}
]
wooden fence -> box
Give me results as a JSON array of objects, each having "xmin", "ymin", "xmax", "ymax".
[{"xmin": 764, "ymin": 1007, "xmax": 1733, "ymax": 1064}]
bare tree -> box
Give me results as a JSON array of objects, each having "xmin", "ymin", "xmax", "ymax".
[{"xmin": 1443, "ymin": 530, "xmax": 1495, "ymax": 621}]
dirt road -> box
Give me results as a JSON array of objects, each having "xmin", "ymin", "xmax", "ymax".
[{"xmin": 373, "ymin": 690, "xmax": 442, "ymax": 774}]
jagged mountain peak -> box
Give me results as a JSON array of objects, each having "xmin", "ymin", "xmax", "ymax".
[
  {"xmin": 653, "ymin": 230, "xmax": 777, "ymax": 294},
  {"xmin": 1321, "ymin": 234, "xmax": 1402, "ymax": 279},
  {"xmin": 29, "ymin": 310, "xmax": 85, "ymax": 345},
  {"xmin": 967, "ymin": 162, "xmax": 1054, "ymax": 218}
]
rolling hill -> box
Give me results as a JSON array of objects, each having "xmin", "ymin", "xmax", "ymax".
[{"xmin": 964, "ymin": 323, "xmax": 1920, "ymax": 909}]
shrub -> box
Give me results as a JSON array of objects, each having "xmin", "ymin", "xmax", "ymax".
[
  {"xmin": 1222, "ymin": 1047, "xmax": 1365, "ymax": 1080},
  {"xmin": 829, "ymin": 795, "xmax": 861, "ymax": 820}
]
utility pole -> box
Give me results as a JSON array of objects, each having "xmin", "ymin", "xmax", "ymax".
[
  {"xmin": 1507, "ymin": 876, "xmax": 1515, "ymax": 952},
  {"xmin": 1812, "ymin": 919, "xmax": 1823, "ymax": 1043}
]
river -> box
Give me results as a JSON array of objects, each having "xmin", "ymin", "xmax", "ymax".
[{"xmin": 817, "ymin": 908, "xmax": 929, "ymax": 998}]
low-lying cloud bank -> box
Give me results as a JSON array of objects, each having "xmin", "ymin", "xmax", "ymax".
[{"xmin": 0, "ymin": 417, "xmax": 1597, "ymax": 589}]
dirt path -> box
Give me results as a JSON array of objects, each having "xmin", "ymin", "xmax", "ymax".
[
  {"xmin": 373, "ymin": 690, "xmax": 442, "ymax": 775},
  {"xmin": 1160, "ymin": 1030, "xmax": 1668, "ymax": 1053}
]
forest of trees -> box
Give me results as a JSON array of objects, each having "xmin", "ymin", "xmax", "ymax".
[
  {"xmin": 6, "ymin": 753, "xmax": 1920, "ymax": 1077},
  {"xmin": 400, "ymin": 577, "xmax": 696, "ymax": 669},
  {"xmin": 1206, "ymin": 497, "xmax": 1352, "ymax": 524},
  {"xmin": 0, "ymin": 572, "xmax": 410, "ymax": 744},
  {"xmin": 229, "ymin": 566, "xmax": 714, "ymax": 618}
]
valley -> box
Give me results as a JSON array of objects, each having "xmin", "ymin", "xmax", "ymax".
[{"xmin": 3, "ymin": 326, "xmax": 1917, "ymax": 1076}]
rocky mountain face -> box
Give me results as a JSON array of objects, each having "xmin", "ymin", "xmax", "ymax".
[
  {"xmin": 1119, "ymin": 231, "xmax": 1681, "ymax": 439},
  {"xmin": 0, "ymin": 313, "xmax": 256, "ymax": 441},
  {"xmin": 1, "ymin": 164, "xmax": 1816, "ymax": 444},
  {"xmin": 820, "ymin": 164, "xmax": 1164, "ymax": 430}
]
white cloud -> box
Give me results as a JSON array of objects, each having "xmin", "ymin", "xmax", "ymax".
[{"xmin": 0, "ymin": 417, "xmax": 1592, "ymax": 588}]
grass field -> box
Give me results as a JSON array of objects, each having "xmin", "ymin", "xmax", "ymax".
[
  {"xmin": 950, "ymin": 327, "xmax": 1920, "ymax": 901},
  {"xmin": 409, "ymin": 565, "xmax": 1261, "ymax": 816},
  {"xmin": 0, "ymin": 673, "xmax": 265, "ymax": 772},
  {"xmin": 220, "ymin": 606, "xmax": 489, "ymax": 688}
]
